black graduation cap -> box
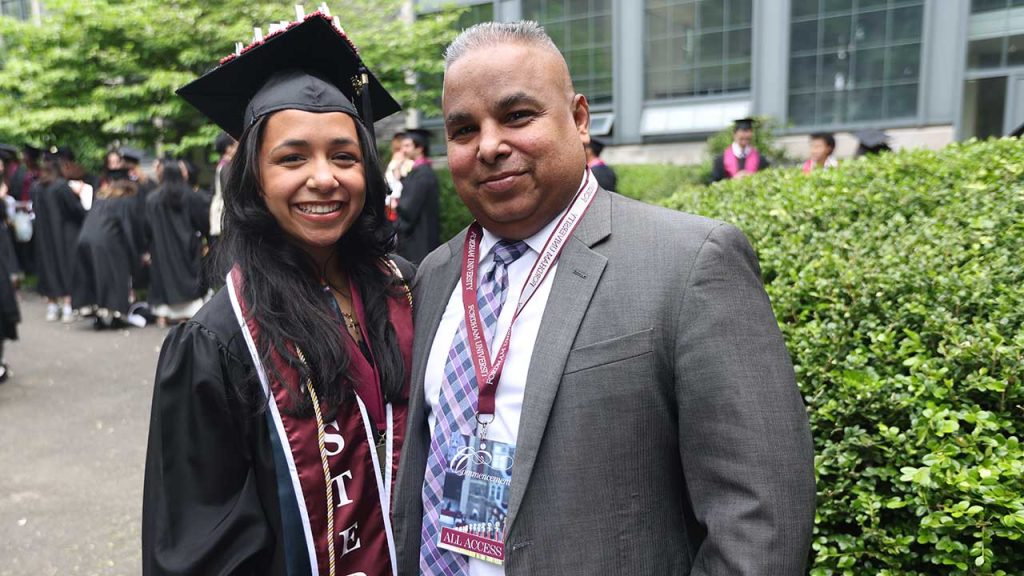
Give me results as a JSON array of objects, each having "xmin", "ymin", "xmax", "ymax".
[
  {"xmin": 120, "ymin": 147, "xmax": 145, "ymax": 164},
  {"xmin": 0, "ymin": 144, "xmax": 17, "ymax": 161},
  {"xmin": 1010, "ymin": 121, "xmax": 1023, "ymax": 139},
  {"xmin": 854, "ymin": 129, "xmax": 889, "ymax": 149},
  {"xmin": 588, "ymin": 137, "xmax": 606, "ymax": 156},
  {"xmin": 51, "ymin": 146, "xmax": 75, "ymax": 162},
  {"xmin": 176, "ymin": 11, "xmax": 400, "ymax": 142},
  {"xmin": 403, "ymin": 128, "xmax": 431, "ymax": 150},
  {"xmin": 733, "ymin": 117, "xmax": 756, "ymax": 131}
]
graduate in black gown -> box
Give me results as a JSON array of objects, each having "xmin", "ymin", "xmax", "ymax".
[
  {"xmin": 73, "ymin": 172, "xmax": 139, "ymax": 328},
  {"xmin": 32, "ymin": 154, "xmax": 86, "ymax": 322},
  {"xmin": 144, "ymin": 161, "xmax": 209, "ymax": 325},
  {"xmin": 709, "ymin": 117, "xmax": 771, "ymax": 183},
  {"xmin": 143, "ymin": 12, "xmax": 414, "ymax": 575},
  {"xmin": 585, "ymin": 136, "xmax": 617, "ymax": 191},
  {"xmin": 0, "ymin": 151, "xmax": 22, "ymax": 380},
  {"xmin": 396, "ymin": 128, "xmax": 440, "ymax": 264}
]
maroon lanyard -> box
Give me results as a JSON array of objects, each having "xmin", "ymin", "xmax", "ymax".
[{"xmin": 459, "ymin": 172, "xmax": 599, "ymax": 424}]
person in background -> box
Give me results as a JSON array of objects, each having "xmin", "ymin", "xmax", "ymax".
[
  {"xmin": 121, "ymin": 147, "xmax": 154, "ymax": 295},
  {"xmin": 32, "ymin": 153, "xmax": 86, "ymax": 322},
  {"xmin": 397, "ymin": 128, "xmax": 440, "ymax": 264},
  {"xmin": 385, "ymin": 131, "xmax": 412, "ymax": 222},
  {"xmin": 143, "ymin": 161, "xmax": 208, "ymax": 327},
  {"xmin": 803, "ymin": 132, "xmax": 838, "ymax": 173},
  {"xmin": 855, "ymin": 129, "xmax": 892, "ymax": 157},
  {"xmin": 54, "ymin": 146, "xmax": 96, "ymax": 211},
  {"xmin": 585, "ymin": 136, "xmax": 616, "ymax": 192},
  {"xmin": 710, "ymin": 117, "xmax": 771, "ymax": 183},
  {"xmin": 0, "ymin": 155, "xmax": 23, "ymax": 285},
  {"xmin": 0, "ymin": 190, "xmax": 19, "ymax": 384},
  {"xmin": 8, "ymin": 145, "xmax": 39, "ymax": 276},
  {"xmin": 73, "ymin": 171, "xmax": 139, "ymax": 329},
  {"xmin": 208, "ymin": 131, "xmax": 235, "ymax": 249}
]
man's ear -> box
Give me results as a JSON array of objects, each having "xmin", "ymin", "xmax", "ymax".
[{"xmin": 572, "ymin": 93, "xmax": 591, "ymax": 145}]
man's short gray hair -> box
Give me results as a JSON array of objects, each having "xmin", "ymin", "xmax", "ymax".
[{"xmin": 444, "ymin": 21, "xmax": 560, "ymax": 69}]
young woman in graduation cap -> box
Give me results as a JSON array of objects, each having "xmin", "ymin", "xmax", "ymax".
[{"xmin": 142, "ymin": 10, "xmax": 413, "ymax": 576}]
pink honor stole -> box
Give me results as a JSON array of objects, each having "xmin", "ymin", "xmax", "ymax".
[
  {"xmin": 227, "ymin": 266, "xmax": 412, "ymax": 576},
  {"xmin": 723, "ymin": 146, "xmax": 760, "ymax": 177},
  {"xmin": 802, "ymin": 159, "xmax": 814, "ymax": 173}
]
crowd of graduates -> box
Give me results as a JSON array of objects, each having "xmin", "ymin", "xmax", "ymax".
[{"xmin": 0, "ymin": 136, "xmax": 235, "ymax": 380}]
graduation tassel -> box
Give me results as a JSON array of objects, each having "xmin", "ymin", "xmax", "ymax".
[{"xmin": 357, "ymin": 66, "xmax": 376, "ymax": 144}]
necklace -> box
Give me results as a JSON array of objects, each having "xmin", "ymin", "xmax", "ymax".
[{"xmin": 324, "ymin": 282, "xmax": 362, "ymax": 343}]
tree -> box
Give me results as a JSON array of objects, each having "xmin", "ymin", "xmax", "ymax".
[{"xmin": 0, "ymin": 0, "xmax": 460, "ymax": 169}]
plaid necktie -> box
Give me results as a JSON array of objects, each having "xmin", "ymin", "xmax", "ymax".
[{"xmin": 419, "ymin": 239, "xmax": 530, "ymax": 575}]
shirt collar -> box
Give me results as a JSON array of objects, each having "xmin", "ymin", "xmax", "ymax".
[{"xmin": 731, "ymin": 142, "xmax": 751, "ymax": 157}]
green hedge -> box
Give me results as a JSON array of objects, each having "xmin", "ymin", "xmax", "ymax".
[{"xmin": 662, "ymin": 140, "xmax": 1024, "ymax": 574}]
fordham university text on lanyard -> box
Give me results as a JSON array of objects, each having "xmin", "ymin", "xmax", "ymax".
[{"xmin": 461, "ymin": 170, "xmax": 599, "ymax": 438}]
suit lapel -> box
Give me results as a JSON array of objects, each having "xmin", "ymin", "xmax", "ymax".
[
  {"xmin": 407, "ymin": 236, "xmax": 463, "ymax": 421},
  {"xmin": 506, "ymin": 189, "xmax": 612, "ymax": 532}
]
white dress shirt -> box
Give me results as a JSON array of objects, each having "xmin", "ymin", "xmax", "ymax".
[
  {"xmin": 423, "ymin": 207, "xmax": 567, "ymax": 576},
  {"xmin": 731, "ymin": 142, "xmax": 753, "ymax": 159}
]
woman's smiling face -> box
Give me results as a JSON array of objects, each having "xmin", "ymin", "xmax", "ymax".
[{"xmin": 259, "ymin": 109, "xmax": 366, "ymax": 264}]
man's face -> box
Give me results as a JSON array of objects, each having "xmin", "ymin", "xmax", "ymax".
[
  {"xmin": 734, "ymin": 129, "xmax": 753, "ymax": 149},
  {"xmin": 810, "ymin": 139, "xmax": 833, "ymax": 163},
  {"xmin": 443, "ymin": 42, "xmax": 590, "ymax": 240},
  {"xmin": 401, "ymin": 138, "xmax": 421, "ymax": 161}
]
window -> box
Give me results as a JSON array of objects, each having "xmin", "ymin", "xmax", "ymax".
[
  {"xmin": 0, "ymin": 0, "xmax": 28, "ymax": 20},
  {"xmin": 787, "ymin": 0, "xmax": 924, "ymax": 127},
  {"xmin": 971, "ymin": 0, "xmax": 1024, "ymax": 14},
  {"xmin": 644, "ymin": 0, "xmax": 753, "ymax": 101},
  {"xmin": 523, "ymin": 0, "xmax": 614, "ymax": 106}
]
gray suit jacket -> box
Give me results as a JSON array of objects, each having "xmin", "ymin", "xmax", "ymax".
[{"xmin": 393, "ymin": 189, "xmax": 816, "ymax": 575}]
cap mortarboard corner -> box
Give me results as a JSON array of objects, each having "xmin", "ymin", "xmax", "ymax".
[{"xmin": 176, "ymin": 8, "xmax": 399, "ymax": 141}]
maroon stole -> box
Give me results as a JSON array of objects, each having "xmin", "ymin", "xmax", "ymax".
[
  {"xmin": 227, "ymin": 265, "xmax": 412, "ymax": 576},
  {"xmin": 723, "ymin": 145, "xmax": 760, "ymax": 178}
]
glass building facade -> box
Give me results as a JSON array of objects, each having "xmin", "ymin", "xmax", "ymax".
[{"xmin": 415, "ymin": 0, "xmax": 1022, "ymax": 146}]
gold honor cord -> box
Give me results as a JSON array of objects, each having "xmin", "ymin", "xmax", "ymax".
[
  {"xmin": 296, "ymin": 346, "xmax": 337, "ymax": 576},
  {"xmin": 384, "ymin": 258, "xmax": 414, "ymax": 309}
]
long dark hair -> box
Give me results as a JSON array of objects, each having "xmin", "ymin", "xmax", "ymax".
[
  {"xmin": 216, "ymin": 112, "xmax": 404, "ymax": 418},
  {"xmin": 157, "ymin": 162, "xmax": 190, "ymax": 211}
]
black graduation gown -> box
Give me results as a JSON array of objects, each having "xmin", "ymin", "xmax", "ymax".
[
  {"xmin": 132, "ymin": 179, "xmax": 157, "ymax": 290},
  {"xmin": 144, "ymin": 189, "xmax": 209, "ymax": 307},
  {"xmin": 709, "ymin": 150, "xmax": 771, "ymax": 183},
  {"xmin": 0, "ymin": 221, "xmax": 20, "ymax": 340},
  {"xmin": 73, "ymin": 197, "xmax": 138, "ymax": 314},
  {"xmin": 591, "ymin": 163, "xmax": 617, "ymax": 192},
  {"xmin": 143, "ymin": 290, "xmax": 288, "ymax": 575},
  {"xmin": 143, "ymin": 259, "xmax": 415, "ymax": 575},
  {"xmin": 396, "ymin": 163, "xmax": 440, "ymax": 264},
  {"xmin": 33, "ymin": 179, "xmax": 86, "ymax": 298}
]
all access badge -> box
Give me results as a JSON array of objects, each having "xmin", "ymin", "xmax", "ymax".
[{"xmin": 436, "ymin": 435, "xmax": 516, "ymax": 565}]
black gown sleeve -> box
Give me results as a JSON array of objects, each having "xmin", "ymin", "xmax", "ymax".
[
  {"xmin": 396, "ymin": 170, "xmax": 427, "ymax": 235},
  {"xmin": 709, "ymin": 154, "xmax": 727, "ymax": 183},
  {"xmin": 142, "ymin": 320, "xmax": 272, "ymax": 576}
]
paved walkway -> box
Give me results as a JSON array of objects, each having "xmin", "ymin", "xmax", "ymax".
[{"xmin": 0, "ymin": 296, "xmax": 169, "ymax": 576}]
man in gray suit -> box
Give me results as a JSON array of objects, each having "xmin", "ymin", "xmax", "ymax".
[{"xmin": 393, "ymin": 21, "xmax": 816, "ymax": 575}]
